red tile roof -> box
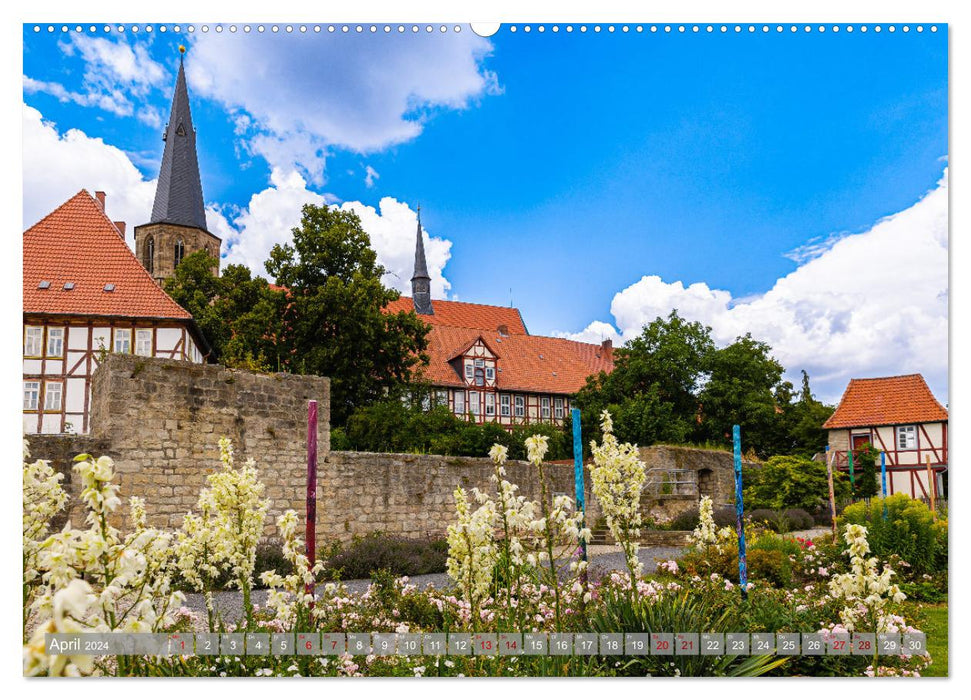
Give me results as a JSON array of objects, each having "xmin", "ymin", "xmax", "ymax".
[
  {"xmin": 415, "ymin": 324, "xmax": 614, "ymax": 395},
  {"xmin": 23, "ymin": 190, "xmax": 192, "ymax": 320},
  {"xmin": 386, "ymin": 296, "xmax": 528, "ymax": 335},
  {"xmin": 823, "ymin": 374, "xmax": 948, "ymax": 429}
]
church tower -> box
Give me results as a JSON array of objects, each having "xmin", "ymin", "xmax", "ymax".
[
  {"xmin": 134, "ymin": 48, "xmax": 221, "ymax": 285},
  {"xmin": 411, "ymin": 208, "xmax": 433, "ymax": 315}
]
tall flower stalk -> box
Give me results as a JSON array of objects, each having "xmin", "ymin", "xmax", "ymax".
[{"xmin": 589, "ymin": 410, "xmax": 646, "ymax": 594}]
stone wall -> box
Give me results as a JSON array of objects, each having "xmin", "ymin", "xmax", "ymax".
[
  {"xmin": 319, "ymin": 451, "xmax": 601, "ymax": 543},
  {"xmin": 638, "ymin": 445, "xmax": 748, "ymax": 507},
  {"xmin": 86, "ymin": 354, "xmax": 330, "ymax": 539}
]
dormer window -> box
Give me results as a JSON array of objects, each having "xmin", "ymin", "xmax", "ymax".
[
  {"xmin": 474, "ymin": 368, "xmax": 485, "ymax": 387},
  {"xmin": 485, "ymin": 367, "xmax": 495, "ymax": 381},
  {"xmin": 464, "ymin": 362, "xmax": 474, "ymax": 381}
]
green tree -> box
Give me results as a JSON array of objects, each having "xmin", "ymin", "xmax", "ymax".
[
  {"xmin": 697, "ymin": 333, "xmax": 785, "ymax": 457},
  {"xmin": 265, "ymin": 204, "xmax": 430, "ymax": 424},
  {"xmin": 744, "ymin": 454, "xmax": 850, "ymax": 512},
  {"xmin": 573, "ymin": 311, "xmax": 714, "ymax": 447},
  {"xmin": 853, "ymin": 442, "xmax": 879, "ymax": 500},
  {"xmin": 773, "ymin": 371, "xmax": 835, "ymax": 457},
  {"xmin": 164, "ymin": 251, "xmax": 285, "ymax": 370}
]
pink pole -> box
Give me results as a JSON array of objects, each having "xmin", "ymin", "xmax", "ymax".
[{"xmin": 306, "ymin": 400, "xmax": 318, "ymax": 598}]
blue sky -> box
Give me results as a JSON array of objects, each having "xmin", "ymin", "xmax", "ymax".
[{"xmin": 21, "ymin": 23, "xmax": 948, "ymax": 403}]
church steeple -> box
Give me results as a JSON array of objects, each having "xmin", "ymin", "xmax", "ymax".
[
  {"xmin": 411, "ymin": 206, "xmax": 433, "ymax": 315},
  {"xmin": 134, "ymin": 47, "xmax": 221, "ymax": 285},
  {"xmin": 150, "ymin": 49, "xmax": 208, "ymax": 231}
]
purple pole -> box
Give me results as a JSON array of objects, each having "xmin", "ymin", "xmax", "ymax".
[
  {"xmin": 733, "ymin": 425, "xmax": 748, "ymax": 600},
  {"xmin": 306, "ymin": 400, "xmax": 318, "ymax": 598}
]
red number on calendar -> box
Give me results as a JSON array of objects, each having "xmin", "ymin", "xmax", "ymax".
[
  {"xmin": 656, "ymin": 640, "xmax": 670, "ymax": 651},
  {"xmin": 833, "ymin": 640, "xmax": 845, "ymax": 650}
]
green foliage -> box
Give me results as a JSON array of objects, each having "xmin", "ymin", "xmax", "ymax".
[
  {"xmin": 588, "ymin": 587, "xmax": 788, "ymax": 676},
  {"xmin": 747, "ymin": 508, "xmax": 814, "ymax": 533},
  {"xmin": 744, "ymin": 454, "xmax": 850, "ymax": 512},
  {"xmin": 851, "ymin": 443, "xmax": 879, "ymax": 499},
  {"xmin": 697, "ymin": 334, "xmax": 785, "ymax": 457},
  {"xmin": 321, "ymin": 532, "xmax": 448, "ymax": 580},
  {"xmin": 839, "ymin": 494, "xmax": 947, "ymax": 575},
  {"xmin": 573, "ymin": 311, "xmax": 713, "ymax": 448},
  {"xmin": 166, "ymin": 206, "xmax": 432, "ymax": 425},
  {"xmin": 342, "ymin": 397, "xmax": 571, "ymax": 459}
]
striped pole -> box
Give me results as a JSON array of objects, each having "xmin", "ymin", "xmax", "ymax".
[
  {"xmin": 880, "ymin": 451, "xmax": 888, "ymax": 521},
  {"xmin": 732, "ymin": 425, "xmax": 748, "ymax": 600},
  {"xmin": 306, "ymin": 400, "xmax": 318, "ymax": 599},
  {"xmin": 571, "ymin": 408, "xmax": 588, "ymax": 579}
]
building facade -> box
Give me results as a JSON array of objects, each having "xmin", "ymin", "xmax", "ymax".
[
  {"xmin": 385, "ymin": 215, "xmax": 614, "ymax": 426},
  {"xmin": 23, "ymin": 56, "xmax": 214, "ymax": 435},
  {"xmin": 823, "ymin": 374, "xmax": 948, "ymax": 500}
]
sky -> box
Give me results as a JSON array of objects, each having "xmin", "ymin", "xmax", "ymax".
[{"xmin": 21, "ymin": 22, "xmax": 948, "ymax": 404}]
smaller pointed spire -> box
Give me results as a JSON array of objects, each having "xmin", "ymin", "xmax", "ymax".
[{"xmin": 411, "ymin": 205, "xmax": 433, "ymax": 315}]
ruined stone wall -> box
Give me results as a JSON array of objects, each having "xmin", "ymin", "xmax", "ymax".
[
  {"xmin": 85, "ymin": 354, "xmax": 330, "ymax": 540},
  {"xmin": 319, "ymin": 451, "xmax": 601, "ymax": 543}
]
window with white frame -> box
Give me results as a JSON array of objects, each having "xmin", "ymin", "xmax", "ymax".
[
  {"xmin": 541, "ymin": 397, "xmax": 551, "ymax": 420},
  {"xmin": 421, "ymin": 393, "xmax": 431, "ymax": 411},
  {"xmin": 470, "ymin": 392, "xmax": 480, "ymax": 416},
  {"xmin": 897, "ymin": 425, "xmax": 917, "ymax": 450},
  {"xmin": 135, "ymin": 329, "xmax": 153, "ymax": 357},
  {"xmin": 474, "ymin": 358, "xmax": 485, "ymax": 368},
  {"xmin": 23, "ymin": 381, "xmax": 40, "ymax": 411},
  {"xmin": 114, "ymin": 328, "xmax": 131, "ymax": 354},
  {"xmin": 24, "ymin": 327, "xmax": 43, "ymax": 357},
  {"xmin": 485, "ymin": 393, "xmax": 495, "ymax": 416},
  {"xmin": 554, "ymin": 397, "xmax": 564, "ymax": 419},
  {"xmin": 465, "ymin": 362, "xmax": 474, "ymax": 381},
  {"xmin": 47, "ymin": 327, "xmax": 64, "ymax": 358},
  {"xmin": 485, "ymin": 366, "xmax": 495, "ymax": 381},
  {"xmin": 500, "ymin": 394, "xmax": 510, "ymax": 417},
  {"xmin": 437, "ymin": 390, "xmax": 448, "ymax": 406},
  {"xmin": 454, "ymin": 390, "xmax": 465, "ymax": 416},
  {"xmin": 45, "ymin": 382, "xmax": 63, "ymax": 411},
  {"xmin": 514, "ymin": 395, "xmax": 525, "ymax": 418}
]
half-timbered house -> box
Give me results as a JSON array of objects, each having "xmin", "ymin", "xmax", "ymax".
[
  {"xmin": 23, "ymin": 190, "xmax": 210, "ymax": 435},
  {"xmin": 385, "ymin": 215, "xmax": 614, "ymax": 426},
  {"xmin": 823, "ymin": 374, "xmax": 948, "ymax": 500}
]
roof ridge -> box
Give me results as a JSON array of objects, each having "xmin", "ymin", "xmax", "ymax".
[{"xmin": 23, "ymin": 189, "xmax": 89, "ymax": 234}]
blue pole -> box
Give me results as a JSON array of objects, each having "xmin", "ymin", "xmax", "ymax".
[
  {"xmin": 571, "ymin": 408, "xmax": 588, "ymax": 572},
  {"xmin": 880, "ymin": 451, "xmax": 888, "ymax": 521},
  {"xmin": 733, "ymin": 425, "xmax": 748, "ymax": 600}
]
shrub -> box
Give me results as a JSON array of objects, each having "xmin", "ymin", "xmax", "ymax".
[
  {"xmin": 747, "ymin": 508, "xmax": 814, "ymax": 533},
  {"xmin": 669, "ymin": 508, "xmax": 700, "ymax": 531},
  {"xmin": 838, "ymin": 494, "xmax": 945, "ymax": 575},
  {"xmin": 851, "ymin": 443, "xmax": 879, "ymax": 500},
  {"xmin": 321, "ymin": 532, "xmax": 448, "ymax": 580},
  {"xmin": 744, "ymin": 455, "xmax": 850, "ymax": 512}
]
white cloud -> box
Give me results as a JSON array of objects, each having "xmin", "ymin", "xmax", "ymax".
[
  {"xmin": 561, "ymin": 171, "xmax": 949, "ymax": 404},
  {"xmin": 22, "ymin": 103, "xmax": 155, "ymax": 234},
  {"xmin": 185, "ymin": 31, "xmax": 500, "ymax": 181},
  {"xmin": 24, "ymin": 35, "xmax": 168, "ymax": 125},
  {"xmin": 340, "ymin": 197, "xmax": 451, "ymax": 299},
  {"xmin": 364, "ymin": 165, "xmax": 380, "ymax": 188}
]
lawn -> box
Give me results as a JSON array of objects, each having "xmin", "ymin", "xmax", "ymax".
[{"xmin": 912, "ymin": 603, "xmax": 948, "ymax": 677}]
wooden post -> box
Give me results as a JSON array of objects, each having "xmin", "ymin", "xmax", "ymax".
[
  {"xmin": 306, "ymin": 400, "xmax": 318, "ymax": 598},
  {"xmin": 926, "ymin": 455, "xmax": 937, "ymax": 520},
  {"xmin": 732, "ymin": 425, "xmax": 748, "ymax": 600},
  {"xmin": 880, "ymin": 451, "xmax": 888, "ymax": 521},
  {"xmin": 571, "ymin": 408, "xmax": 588, "ymax": 579},
  {"xmin": 826, "ymin": 446, "xmax": 838, "ymax": 537}
]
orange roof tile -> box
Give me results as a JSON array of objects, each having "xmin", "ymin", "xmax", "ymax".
[
  {"xmin": 823, "ymin": 374, "xmax": 948, "ymax": 429},
  {"xmin": 386, "ymin": 296, "xmax": 528, "ymax": 335},
  {"xmin": 415, "ymin": 325, "xmax": 614, "ymax": 395},
  {"xmin": 23, "ymin": 190, "xmax": 192, "ymax": 320}
]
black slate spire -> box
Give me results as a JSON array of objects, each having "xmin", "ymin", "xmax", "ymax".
[
  {"xmin": 150, "ymin": 53, "xmax": 208, "ymax": 231},
  {"xmin": 411, "ymin": 207, "xmax": 433, "ymax": 315}
]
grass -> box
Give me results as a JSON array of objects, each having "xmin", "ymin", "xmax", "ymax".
[{"xmin": 914, "ymin": 602, "xmax": 948, "ymax": 677}]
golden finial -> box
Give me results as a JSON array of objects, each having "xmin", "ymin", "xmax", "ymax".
[{"xmin": 179, "ymin": 45, "xmax": 186, "ymax": 54}]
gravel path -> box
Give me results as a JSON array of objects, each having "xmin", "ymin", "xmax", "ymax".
[{"xmin": 182, "ymin": 544, "xmax": 687, "ymax": 624}]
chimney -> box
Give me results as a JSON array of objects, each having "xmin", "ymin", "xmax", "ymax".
[
  {"xmin": 94, "ymin": 191, "xmax": 106, "ymax": 210},
  {"xmin": 601, "ymin": 338, "xmax": 613, "ymax": 353},
  {"xmin": 113, "ymin": 221, "xmax": 126, "ymax": 239}
]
